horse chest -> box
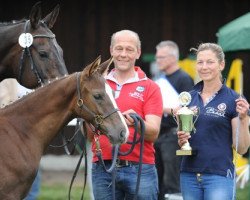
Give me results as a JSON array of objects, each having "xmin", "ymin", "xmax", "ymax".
[{"xmin": 0, "ymin": 118, "xmax": 40, "ymax": 198}]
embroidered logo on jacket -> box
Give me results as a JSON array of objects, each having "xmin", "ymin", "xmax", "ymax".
[
  {"xmin": 206, "ymin": 106, "xmax": 226, "ymax": 117},
  {"xmin": 217, "ymin": 103, "xmax": 226, "ymax": 111}
]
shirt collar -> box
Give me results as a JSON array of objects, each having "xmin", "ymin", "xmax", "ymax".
[
  {"xmin": 105, "ymin": 66, "xmax": 147, "ymax": 84},
  {"xmin": 194, "ymin": 78, "xmax": 226, "ymax": 93}
]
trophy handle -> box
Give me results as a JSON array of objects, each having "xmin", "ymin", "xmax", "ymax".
[
  {"xmin": 171, "ymin": 108, "xmax": 178, "ymax": 124},
  {"xmin": 192, "ymin": 107, "xmax": 200, "ymax": 133}
]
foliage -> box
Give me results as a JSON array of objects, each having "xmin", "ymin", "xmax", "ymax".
[
  {"xmin": 38, "ymin": 182, "xmax": 249, "ymax": 200},
  {"xmin": 236, "ymin": 181, "xmax": 249, "ymax": 200}
]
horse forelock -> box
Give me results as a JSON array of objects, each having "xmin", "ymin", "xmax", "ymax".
[{"xmin": 32, "ymin": 21, "xmax": 53, "ymax": 34}]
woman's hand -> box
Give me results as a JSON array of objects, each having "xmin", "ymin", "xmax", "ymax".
[
  {"xmin": 235, "ymin": 97, "xmax": 249, "ymax": 119},
  {"xmin": 177, "ymin": 131, "xmax": 191, "ymax": 147}
]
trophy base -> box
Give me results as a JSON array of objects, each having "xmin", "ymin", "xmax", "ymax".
[{"xmin": 176, "ymin": 149, "xmax": 197, "ymax": 156}]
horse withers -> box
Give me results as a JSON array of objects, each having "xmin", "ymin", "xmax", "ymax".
[
  {"xmin": 0, "ymin": 2, "xmax": 68, "ymax": 88},
  {"xmin": 0, "ymin": 56, "xmax": 129, "ymax": 200}
]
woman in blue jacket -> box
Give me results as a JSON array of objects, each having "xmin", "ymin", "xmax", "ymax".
[{"xmin": 177, "ymin": 43, "xmax": 250, "ymax": 200}]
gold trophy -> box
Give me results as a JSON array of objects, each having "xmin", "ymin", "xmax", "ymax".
[{"xmin": 174, "ymin": 92, "xmax": 198, "ymax": 156}]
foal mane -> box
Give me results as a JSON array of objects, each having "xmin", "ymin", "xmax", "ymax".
[{"xmin": 0, "ymin": 75, "xmax": 68, "ymax": 109}]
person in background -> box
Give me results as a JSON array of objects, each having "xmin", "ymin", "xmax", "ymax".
[
  {"xmin": 87, "ymin": 30, "xmax": 163, "ymax": 200},
  {"xmin": 154, "ymin": 40, "xmax": 194, "ymax": 199},
  {"xmin": 177, "ymin": 43, "xmax": 250, "ymax": 200},
  {"xmin": 0, "ymin": 79, "xmax": 18, "ymax": 107},
  {"xmin": 24, "ymin": 169, "xmax": 41, "ymax": 200}
]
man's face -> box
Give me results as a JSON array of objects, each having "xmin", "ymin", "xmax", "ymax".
[
  {"xmin": 110, "ymin": 33, "xmax": 141, "ymax": 72},
  {"xmin": 155, "ymin": 47, "xmax": 174, "ymax": 71}
]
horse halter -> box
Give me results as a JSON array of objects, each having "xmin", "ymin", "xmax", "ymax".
[
  {"xmin": 18, "ymin": 20, "xmax": 55, "ymax": 86},
  {"xmin": 76, "ymin": 72, "xmax": 119, "ymax": 131}
]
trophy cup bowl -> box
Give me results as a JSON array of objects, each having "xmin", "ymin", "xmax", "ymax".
[{"xmin": 174, "ymin": 92, "xmax": 198, "ymax": 156}]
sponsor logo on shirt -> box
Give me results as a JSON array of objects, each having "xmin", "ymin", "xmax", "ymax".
[
  {"xmin": 217, "ymin": 103, "xmax": 226, "ymax": 111},
  {"xmin": 206, "ymin": 106, "xmax": 226, "ymax": 117},
  {"xmin": 129, "ymin": 86, "xmax": 145, "ymax": 101},
  {"xmin": 136, "ymin": 86, "xmax": 145, "ymax": 92}
]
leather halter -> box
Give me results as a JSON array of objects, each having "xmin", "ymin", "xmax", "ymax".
[
  {"xmin": 76, "ymin": 72, "xmax": 119, "ymax": 131},
  {"xmin": 18, "ymin": 20, "xmax": 56, "ymax": 86}
]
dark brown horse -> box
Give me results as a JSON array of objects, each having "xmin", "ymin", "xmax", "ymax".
[
  {"xmin": 0, "ymin": 2, "xmax": 68, "ymax": 89},
  {"xmin": 0, "ymin": 56, "xmax": 129, "ymax": 200}
]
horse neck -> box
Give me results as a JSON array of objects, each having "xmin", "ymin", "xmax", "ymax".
[
  {"xmin": 0, "ymin": 23, "xmax": 23, "ymax": 54},
  {"xmin": 3, "ymin": 74, "xmax": 78, "ymax": 149},
  {"xmin": 0, "ymin": 23, "xmax": 24, "ymax": 80}
]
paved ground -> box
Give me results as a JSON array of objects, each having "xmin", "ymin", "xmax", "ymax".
[
  {"xmin": 41, "ymin": 169, "xmax": 85, "ymax": 186},
  {"xmin": 40, "ymin": 155, "xmax": 91, "ymax": 186},
  {"xmin": 40, "ymin": 155, "xmax": 82, "ymax": 171}
]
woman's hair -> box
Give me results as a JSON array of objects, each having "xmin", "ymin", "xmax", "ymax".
[{"xmin": 190, "ymin": 43, "xmax": 225, "ymax": 63}]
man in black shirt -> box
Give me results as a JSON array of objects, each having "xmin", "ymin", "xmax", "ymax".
[{"xmin": 154, "ymin": 41, "xmax": 194, "ymax": 200}]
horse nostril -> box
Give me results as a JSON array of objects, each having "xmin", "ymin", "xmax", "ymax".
[
  {"xmin": 120, "ymin": 130, "xmax": 128, "ymax": 142},
  {"xmin": 121, "ymin": 129, "xmax": 129, "ymax": 143},
  {"xmin": 120, "ymin": 130, "xmax": 125, "ymax": 139}
]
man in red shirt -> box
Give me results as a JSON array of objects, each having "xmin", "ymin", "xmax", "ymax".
[{"xmin": 90, "ymin": 30, "xmax": 163, "ymax": 200}]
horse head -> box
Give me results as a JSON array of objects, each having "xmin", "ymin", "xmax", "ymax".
[
  {"xmin": 75, "ymin": 56, "xmax": 129, "ymax": 144},
  {"xmin": 0, "ymin": 2, "xmax": 68, "ymax": 88}
]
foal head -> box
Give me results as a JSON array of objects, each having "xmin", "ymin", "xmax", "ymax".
[
  {"xmin": 3, "ymin": 2, "xmax": 68, "ymax": 88},
  {"xmin": 76, "ymin": 56, "xmax": 129, "ymax": 144}
]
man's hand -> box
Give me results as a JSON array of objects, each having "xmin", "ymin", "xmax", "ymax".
[{"xmin": 122, "ymin": 109, "xmax": 136, "ymax": 126}]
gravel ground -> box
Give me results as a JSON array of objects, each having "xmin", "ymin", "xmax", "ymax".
[
  {"xmin": 41, "ymin": 169, "xmax": 85, "ymax": 186},
  {"xmin": 40, "ymin": 155, "xmax": 92, "ymax": 187}
]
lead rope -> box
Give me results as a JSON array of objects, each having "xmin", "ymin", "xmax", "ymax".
[
  {"xmin": 95, "ymin": 113, "xmax": 145, "ymax": 200},
  {"xmin": 233, "ymin": 117, "xmax": 239, "ymax": 200},
  {"xmin": 68, "ymin": 120, "xmax": 88, "ymax": 200},
  {"xmin": 128, "ymin": 114, "xmax": 145, "ymax": 200},
  {"xmin": 233, "ymin": 103, "xmax": 241, "ymax": 200}
]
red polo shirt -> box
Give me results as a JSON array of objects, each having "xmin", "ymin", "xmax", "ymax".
[{"xmin": 92, "ymin": 67, "xmax": 163, "ymax": 164}]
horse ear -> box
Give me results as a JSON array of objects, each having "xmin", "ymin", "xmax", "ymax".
[
  {"xmin": 42, "ymin": 4, "xmax": 60, "ymax": 29},
  {"xmin": 85, "ymin": 55, "xmax": 102, "ymax": 77},
  {"xmin": 98, "ymin": 57, "xmax": 113, "ymax": 76},
  {"xmin": 29, "ymin": 1, "xmax": 42, "ymax": 29}
]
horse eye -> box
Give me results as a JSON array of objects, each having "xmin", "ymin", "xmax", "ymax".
[
  {"xmin": 93, "ymin": 94, "xmax": 103, "ymax": 100},
  {"xmin": 39, "ymin": 51, "xmax": 48, "ymax": 58}
]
